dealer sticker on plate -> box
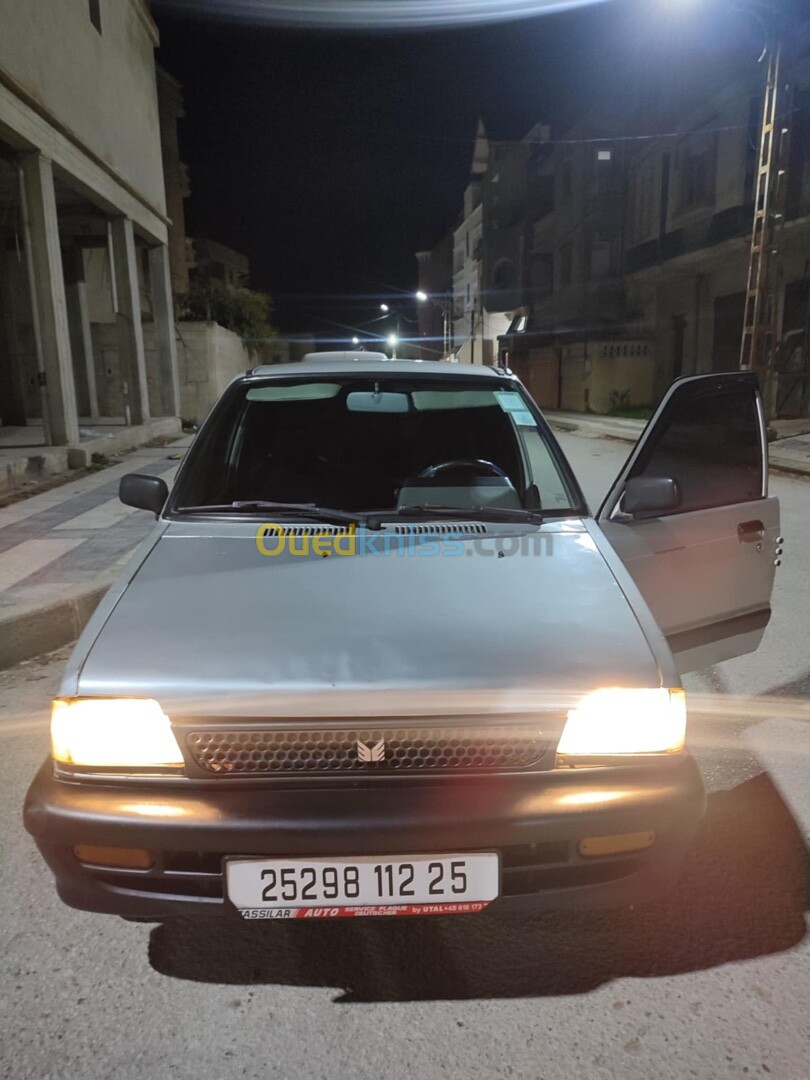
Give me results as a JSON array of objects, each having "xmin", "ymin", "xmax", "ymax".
[{"xmin": 226, "ymin": 853, "xmax": 499, "ymax": 919}]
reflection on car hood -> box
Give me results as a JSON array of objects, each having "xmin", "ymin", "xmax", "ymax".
[{"xmin": 76, "ymin": 520, "xmax": 661, "ymax": 714}]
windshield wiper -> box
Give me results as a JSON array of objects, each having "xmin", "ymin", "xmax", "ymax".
[
  {"xmin": 393, "ymin": 504, "xmax": 544, "ymax": 524},
  {"xmin": 174, "ymin": 501, "xmax": 380, "ymax": 528}
]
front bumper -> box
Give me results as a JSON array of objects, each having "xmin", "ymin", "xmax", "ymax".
[{"xmin": 24, "ymin": 756, "xmax": 706, "ymax": 918}]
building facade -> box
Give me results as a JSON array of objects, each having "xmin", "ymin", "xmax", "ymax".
[
  {"xmin": 157, "ymin": 65, "xmax": 194, "ymax": 299},
  {"xmin": 0, "ymin": 0, "xmax": 179, "ymax": 449},
  {"xmin": 497, "ymin": 111, "xmax": 657, "ymax": 411},
  {"xmin": 192, "ymin": 237, "xmax": 250, "ymax": 291},
  {"xmin": 491, "ymin": 33, "xmax": 810, "ymax": 418},
  {"xmin": 448, "ymin": 121, "xmax": 512, "ymax": 365},
  {"xmin": 623, "ymin": 44, "xmax": 810, "ymax": 418}
]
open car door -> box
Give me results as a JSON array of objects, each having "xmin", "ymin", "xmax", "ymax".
[{"xmin": 597, "ymin": 372, "xmax": 781, "ymax": 674}]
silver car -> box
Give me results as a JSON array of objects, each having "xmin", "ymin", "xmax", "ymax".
[{"xmin": 24, "ymin": 355, "xmax": 780, "ymax": 921}]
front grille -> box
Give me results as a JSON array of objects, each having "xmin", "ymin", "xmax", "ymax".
[
  {"xmin": 498, "ymin": 841, "xmax": 641, "ymax": 896},
  {"xmin": 185, "ymin": 725, "xmax": 546, "ymax": 775}
]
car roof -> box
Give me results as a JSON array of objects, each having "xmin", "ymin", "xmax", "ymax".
[{"xmin": 247, "ymin": 357, "xmax": 512, "ymax": 379}]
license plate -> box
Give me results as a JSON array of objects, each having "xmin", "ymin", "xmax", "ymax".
[{"xmin": 226, "ymin": 853, "xmax": 499, "ymax": 919}]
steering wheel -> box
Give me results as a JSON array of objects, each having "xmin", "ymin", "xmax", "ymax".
[{"xmin": 418, "ymin": 458, "xmax": 508, "ymax": 481}]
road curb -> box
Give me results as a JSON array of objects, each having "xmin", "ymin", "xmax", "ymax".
[
  {"xmin": 769, "ymin": 460, "xmax": 810, "ymax": 478},
  {"xmin": 549, "ymin": 419, "xmax": 639, "ymax": 443},
  {"xmin": 0, "ymin": 580, "xmax": 112, "ymax": 671}
]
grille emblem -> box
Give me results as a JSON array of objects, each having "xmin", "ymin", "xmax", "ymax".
[{"xmin": 356, "ymin": 738, "xmax": 385, "ymax": 763}]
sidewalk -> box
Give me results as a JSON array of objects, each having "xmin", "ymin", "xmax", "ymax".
[
  {"xmin": 0, "ymin": 436, "xmax": 193, "ymax": 669},
  {"xmin": 545, "ymin": 411, "xmax": 810, "ymax": 476},
  {"xmin": 0, "ymin": 416, "xmax": 182, "ymax": 497}
]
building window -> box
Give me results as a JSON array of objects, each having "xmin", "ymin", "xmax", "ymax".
[
  {"xmin": 588, "ymin": 145, "xmax": 615, "ymax": 183},
  {"xmin": 632, "ymin": 165, "xmax": 656, "ymax": 244},
  {"xmin": 493, "ymin": 258, "xmax": 516, "ymax": 292},
  {"xmin": 557, "ymin": 244, "xmax": 573, "ymax": 289},
  {"xmin": 560, "ymin": 158, "xmax": 573, "ymax": 201},
  {"xmin": 589, "ymin": 236, "xmax": 613, "ymax": 280},
  {"xmin": 682, "ymin": 152, "xmax": 713, "ymax": 207},
  {"xmin": 534, "ymin": 174, "xmax": 555, "ymax": 218},
  {"xmin": 675, "ymin": 132, "xmax": 717, "ymax": 214},
  {"xmin": 88, "ymin": 0, "xmax": 101, "ymax": 33},
  {"xmin": 532, "ymin": 252, "xmax": 554, "ymax": 298}
]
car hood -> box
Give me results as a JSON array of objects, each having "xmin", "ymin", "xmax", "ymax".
[{"xmin": 76, "ymin": 520, "xmax": 661, "ymax": 715}]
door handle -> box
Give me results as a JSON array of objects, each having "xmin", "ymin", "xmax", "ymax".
[{"xmin": 737, "ymin": 520, "xmax": 765, "ymax": 543}]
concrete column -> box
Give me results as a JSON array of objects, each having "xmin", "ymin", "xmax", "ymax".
[
  {"xmin": 110, "ymin": 216, "xmax": 149, "ymax": 425},
  {"xmin": 19, "ymin": 153, "xmax": 79, "ymax": 445},
  {"xmin": 62, "ymin": 247, "xmax": 99, "ymax": 419},
  {"xmin": 148, "ymin": 244, "xmax": 180, "ymax": 417}
]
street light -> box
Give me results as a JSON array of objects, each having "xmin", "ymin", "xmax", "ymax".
[
  {"xmin": 415, "ymin": 291, "xmax": 452, "ymax": 360},
  {"xmin": 387, "ymin": 332, "xmax": 399, "ymax": 359},
  {"xmin": 351, "ymin": 336, "xmax": 360, "ymax": 345},
  {"xmin": 379, "ymin": 298, "xmax": 426, "ymax": 356}
]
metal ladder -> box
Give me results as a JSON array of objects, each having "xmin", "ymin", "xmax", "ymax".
[{"xmin": 740, "ymin": 36, "xmax": 790, "ymax": 408}]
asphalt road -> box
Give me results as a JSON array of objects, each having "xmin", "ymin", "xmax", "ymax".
[{"xmin": 1, "ymin": 432, "xmax": 808, "ymax": 1080}]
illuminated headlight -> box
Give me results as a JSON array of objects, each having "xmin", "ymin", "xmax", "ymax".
[
  {"xmin": 556, "ymin": 688, "xmax": 687, "ymax": 758},
  {"xmin": 51, "ymin": 698, "xmax": 184, "ymax": 769}
]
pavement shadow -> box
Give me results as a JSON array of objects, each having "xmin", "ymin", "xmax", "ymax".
[
  {"xmin": 149, "ymin": 773, "xmax": 809, "ymax": 1001},
  {"xmin": 764, "ymin": 668, "xmax": 810, "ymax": 700}
]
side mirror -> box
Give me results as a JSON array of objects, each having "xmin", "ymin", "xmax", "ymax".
[
  {"xmin": 623, "ymin": 476, "xmax": 681, "ymax": 517},
  {"xmin": 119, "ymin": 473, "xmax": 169, "ymax": 516}
]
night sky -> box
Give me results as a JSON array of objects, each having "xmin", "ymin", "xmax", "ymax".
[{"xmin": 153, "ymin": 0, "xmax": 767, "ymax": 336}]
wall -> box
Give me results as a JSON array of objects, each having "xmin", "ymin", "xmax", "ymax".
[
  {"xmin": 560, "ymin": 341, "xmax": 656, "ymax": 414},
  {"xmin": 176, "ymin": 321, "xmax": 259, "ymax": 423},
  {"xmin": 0, "ymin": 0, "xmax": 166, "ymax": 218},
  {"xmin": 86, "ymin": 320, "xmax": 283, "ymax": 423},
  {"xmin": 90, "ymin": 321, "xmax": 163, "ymax": 419},
  {"xmin": 511, "ymin": 347, "xmax": 560, "ymax": 410},
  {"xmin": 83, "ymin": 245, "xmax": 153, "ymax": 324},
  {"xmin": 626, "ymin": 254, "xmax": 749, "ymax": 398},
  {"xmin": 453, "ymin": 310, "xmax": 510, "ymax": 366}
]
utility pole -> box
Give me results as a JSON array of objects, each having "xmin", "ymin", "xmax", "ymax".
[
  {"xmin": 740, "ymin": 12, "xmax": 790, "ymax": 419},
  {"xmin": 470, "ymin": 296, "xmax": 476, "ymax": 365}
]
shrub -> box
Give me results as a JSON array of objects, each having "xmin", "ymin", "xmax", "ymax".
[
  {"xmin": 178, "ymin": 283, "xmax": 276, "ymax": 343},
  {"xmin": 609, "ymin": 388, "xmax": 632, "ymax": 410}
]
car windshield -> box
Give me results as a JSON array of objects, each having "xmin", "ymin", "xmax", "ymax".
[{"xmin": 171, "ymin": 374, "xmax": 581, "ymax": 515}]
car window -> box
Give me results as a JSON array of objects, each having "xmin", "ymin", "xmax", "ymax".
[
  {"xmin": 627, "ymin": 382, "xmax": 763, "ymax": 514},
  {"xmin": 173, "ymin": 376, "xmax": 580, "ymax": 514}
]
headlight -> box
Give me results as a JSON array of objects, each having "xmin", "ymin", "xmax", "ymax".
[
  {"xmin": 556, "ymin": 688, "xmax": 687, "ymax": 758},
  {"xmin": 51, "ymin": 698, "xmax": 184, "ymax": 769}
]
